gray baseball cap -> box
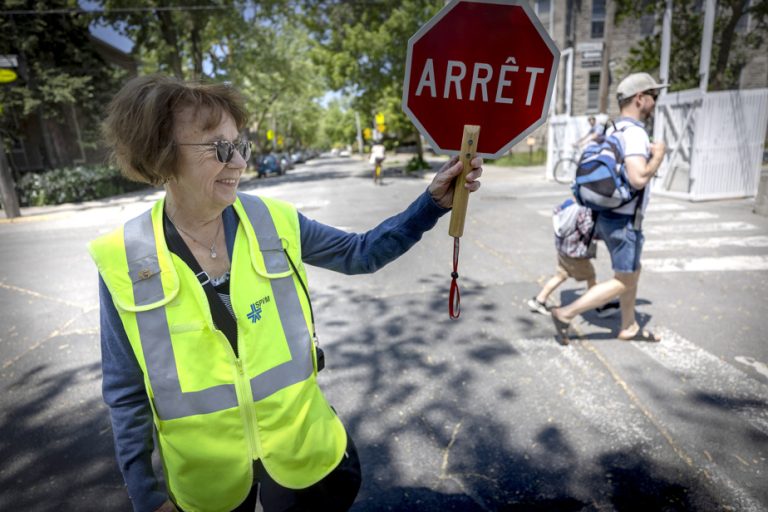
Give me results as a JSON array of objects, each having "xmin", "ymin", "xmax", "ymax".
[{"xmin": 616, "ymin": 72, "xmax": 669, "ymax": 101}]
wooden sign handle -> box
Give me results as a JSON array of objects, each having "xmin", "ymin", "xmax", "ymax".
[{"xmin": 448, "ymin": 125, "xmax": 480, "ymax": 238}]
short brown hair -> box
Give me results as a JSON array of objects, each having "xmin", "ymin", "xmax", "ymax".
[{"xmin": 103, "ymin": 74, "xmax": 249, "ymax": 185}]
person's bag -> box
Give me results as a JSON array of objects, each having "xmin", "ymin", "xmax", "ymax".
[
  {"xmin": 552, "ymin": 198, "xmax": 580, "ymax": 238},
  {"xmin": 571, "ymin": 124, "xmax": 638, "ymax": 211},
  {"xmin": 553, "ymin": 199, "xmax": 597, "ymax": 259}
]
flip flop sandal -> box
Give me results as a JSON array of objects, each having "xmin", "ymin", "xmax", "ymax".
[
  {"xmin": 551, "ymin": 312, "xmax": 571, "ymax": 346},
  {"xmin": 619, "ymin": 329, "xmax": 661, "ymax": 342}
]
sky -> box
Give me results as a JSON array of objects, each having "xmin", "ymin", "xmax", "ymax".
[{"xmin": 79, "ymin": 0, "xmax": 134, "ymax": 52}]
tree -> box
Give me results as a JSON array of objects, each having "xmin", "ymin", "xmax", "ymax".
[
  {"xmin": 0, "ymin": 0, "xmax": 126, "ymax": 168},
  {"xmin": 99, "ymin": 1, "xmax": 327, "ymax": 152},
  {"xmin": 301, "ymin": 0, "xmax": 443, "ymax": 159},
  {"xmin": 617, "ymin": 0, "xmax": 768, "ymax": 91},
  {"xmin": 318, "ymin": 99, "xmax": 357, "ymax": 149},
  {"xmin": 98, "ymin": 0, "xmax": 237, "ymax": 80}
]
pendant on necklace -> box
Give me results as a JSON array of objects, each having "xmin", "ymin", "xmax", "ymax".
[{"xmin": 210, "ymin": 247, "xmax": 217, "ymax": 259}]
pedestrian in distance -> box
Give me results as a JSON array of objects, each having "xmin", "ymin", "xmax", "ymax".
[
  {"xmin": 551, "ymin": 72, "xmax": 667, "ymax": 344},
  {"xmin": 89, "ymin": 74, "xmax": 483, "ymax": 512},
  {"xmin": 573, "ymin": 115, "xmax": 604, "ymax": 149},
  {"xmin": 370, "ymin": 142, "xmax": 386, "ymax": 185},
  {"xmin": 527, "ymin": 198, "xmax": 619, "ymax": 319}
]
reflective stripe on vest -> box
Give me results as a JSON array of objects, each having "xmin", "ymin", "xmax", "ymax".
[{"xmin": 124, "ymin": 194, "xmax": 312, "ymax": 420}]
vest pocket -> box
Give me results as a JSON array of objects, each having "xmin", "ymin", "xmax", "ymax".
[{"xmin": 170, "ymin": 321, "xmax": 206, "ymax": 334}]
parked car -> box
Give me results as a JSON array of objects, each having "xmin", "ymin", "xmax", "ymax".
[
  {"xmin": 277, "ymin": 152, "xmax": 294, "ymax": 171},
  {"xmin": 257, "ymin": 154, "xmax": 284, "ymax": 178}
]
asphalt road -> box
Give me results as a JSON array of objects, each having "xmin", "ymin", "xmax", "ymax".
[{"xmin": 1, "ymin": 155, "xmax": 766, "ymax": 511}]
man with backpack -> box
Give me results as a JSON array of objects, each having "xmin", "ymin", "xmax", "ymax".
[{"xmin": 550, "ymin": 72, "xmax": 667, "ymax": 344}]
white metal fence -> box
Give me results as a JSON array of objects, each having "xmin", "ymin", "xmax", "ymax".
[{"xmin": 652, "ymin": 88, "xmax": 768, "ymax": 201}]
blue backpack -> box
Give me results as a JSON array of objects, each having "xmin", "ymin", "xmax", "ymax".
[{"xmin": 571, "ymin": 124, "xmax": 638, "ymax": 211}]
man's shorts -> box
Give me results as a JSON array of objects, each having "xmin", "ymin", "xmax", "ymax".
[
  {"xmin": 595, "ymin": 212, "xmax": 644, "ymax": 273},
  {"xmin": 556, "ymin": 253, "xmax": 596, "ymax": 282}
]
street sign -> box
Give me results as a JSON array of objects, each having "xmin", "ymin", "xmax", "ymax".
[
  {"xmin": 0, "ymin": 55, "xmax": 18, "ymax": 68},
  {"xmin": 402, "ymin": 0, "xmax": 560, "ymax": 159},
  {"xmin": 0, "ymin": 69, "xmax": 18, "ymax": 84}
]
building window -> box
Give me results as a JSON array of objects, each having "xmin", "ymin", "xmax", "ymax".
[
  {"xmin": 736, "ymin": 0, "xmax": 751, "ymax": 33},
  {"xmin": 640, "ymin": 13, "xmax": 655, "ymax": 36},
  {"xmin": 591, "ymin": 0, "xmax": 606, "ymax": 39},
  {"xmin": 587, "ymin": 72, "xmax": 601, "ymax": 112},
  {"xmin": 535, "ymin": 0, "xmax": 551, "ymax": 22}
]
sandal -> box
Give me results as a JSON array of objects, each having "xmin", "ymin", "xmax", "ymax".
[
  {"xmin": 550, "ymin": 310, "xmax": 571, "ymax": 346},
  {"xmin": 618, "ymin": 329, "xmax": 661, "ymax": 342}
]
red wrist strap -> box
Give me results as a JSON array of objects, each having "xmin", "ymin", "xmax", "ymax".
[{"xmin": 449, "ymin": 237, "xmax": 461, "ymax": 319}]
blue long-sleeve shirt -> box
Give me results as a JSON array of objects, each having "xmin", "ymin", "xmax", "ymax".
[{"xmin": 99, "ymin": 190, "xmax": 448, "ymax": 512}]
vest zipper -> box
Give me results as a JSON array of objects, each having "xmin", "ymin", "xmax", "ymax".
[{"xmin": 234, "ymin": 358, "xmax": 262, "ymax": 461}]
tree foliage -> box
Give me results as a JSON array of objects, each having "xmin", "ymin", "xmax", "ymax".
[
  {"xmin": 99, "ymin": 0, "xmax": 326, "ymax": 151},
  {"xmin": 616, "ymin": 0, "xmax": 768, "ymax": 91},
  {"xmin": 0, "ymin": 0, "xmax": 125, "ymax": 150},
  {"xmin": 302, "ymin": 1, "xmax": 443, "ymax": 150}
]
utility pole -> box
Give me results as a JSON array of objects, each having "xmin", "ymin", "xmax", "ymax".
[
  {"xmin": 699, "ymin": 0, "xmax": 716, "ymax": 93},
  {"xmin": 355, "ymin": 112, "xmax": 364, "ymax": 155},
  {"xmin": 0, "ymin": 148, "xmax": 21, "ymax": 218},
  {"xmin": 659, "ymin": 0, "xmax": 673, "ymax": 95},
  {"xmin": 598, "ymin": 0, "xmax": 616, "ymax": 114}
]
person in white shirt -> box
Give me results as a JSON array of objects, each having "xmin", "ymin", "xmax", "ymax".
[
  {"xmin": 370, "ymin": 143, "xmax": 386, "ymax": 185},
  {"xmin": 550, "ymin": 73, "xmax": 667, "ymax": 344}
]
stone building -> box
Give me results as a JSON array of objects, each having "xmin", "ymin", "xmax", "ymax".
[{"xmin": 523, "ymin": 0, "xmax": 767, "ymax": 150}]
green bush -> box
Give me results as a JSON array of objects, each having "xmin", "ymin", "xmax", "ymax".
[{"xmin": 16, "ymin": 165, "xmax": 148, "ymax": 207}]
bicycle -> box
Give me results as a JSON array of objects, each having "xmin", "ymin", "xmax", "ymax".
[{"xmin": 552, "ymin": 146, "xmax": 580, "ymax": 184}]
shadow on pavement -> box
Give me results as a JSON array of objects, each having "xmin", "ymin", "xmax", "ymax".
[
  {"xmin": 0, "ymin": 276, "xmax": 722, "ymax": 511},
  {"xmin": 312, "ymin": 279, "xmax": 720, "ymax": 511},
  {"xmin": 0, "ymin": 361, "xmax": 130, "ymax": 512}
]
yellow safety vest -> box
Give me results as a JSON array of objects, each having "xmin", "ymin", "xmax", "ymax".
[{"xmin": 89, "ymin": 193, "xmax": 346, "ymax": 512}]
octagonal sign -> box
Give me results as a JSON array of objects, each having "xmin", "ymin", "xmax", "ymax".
[{"xmin": 402, "ymin": 0, "xmax": 560, "ymax": 158}]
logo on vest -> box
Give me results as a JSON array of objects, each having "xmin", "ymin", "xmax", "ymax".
[{"xmin": 247, "ymin": 296, "xmax": 271, "ymax": 323}]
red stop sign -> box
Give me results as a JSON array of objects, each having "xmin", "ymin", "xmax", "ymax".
[{"xmin": 402, "ymin": 0, "xmax": 560, "ymax": 158}]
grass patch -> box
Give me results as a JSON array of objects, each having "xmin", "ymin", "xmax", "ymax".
[{"xmin": 488, "ymin": 148, "xmax": 546, "ymax": 166}]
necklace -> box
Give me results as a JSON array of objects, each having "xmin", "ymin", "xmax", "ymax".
[{"xmin": 170, "ymin": 213, "xmax": 222, "ymax": 259}]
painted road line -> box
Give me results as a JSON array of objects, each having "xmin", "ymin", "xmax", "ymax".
[
  {"xmin": 646, "ymin": 221, "xmax": 758, "ymax": 235},
  {"xmin": 735, "ymin": 356, "xmax": 768, "ymax": 380},
  {"xmin": 645, "ymin": 203, "xmax": 687, "ymax": 212},
  {"xmin": 635, "ymin": 329, "xmax": 768, "ymax": 436},
  {"xmin": 508, "ymin": 337, "xmax": 657, "ymax": 443},
  {"xmin": 644, "ymin": 211, "xmax": 719, "ymax": 222},
  {"xmin": 644, "ymin": 235, "xmax": 768, "ymax": 251},
  {"xmin": 595, "ymin": 332, "xmax": 768, "ymax": 512},
  {"xmin": 643, "ymin": 255, "xmax": 768, "ymax": 272}
]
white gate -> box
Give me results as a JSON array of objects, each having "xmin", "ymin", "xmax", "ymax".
[{"xmin": 653, "ymin": 88, "xmax": 768, "ymax": 201}]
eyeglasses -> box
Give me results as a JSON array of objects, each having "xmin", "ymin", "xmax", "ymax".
[
  {"xmin": 177, "ymin": 139, "xmax": 251, "ymax": 164},
  {"xmin": 643, "ymin": 90, "xmax": 659, "ymax": 101}
]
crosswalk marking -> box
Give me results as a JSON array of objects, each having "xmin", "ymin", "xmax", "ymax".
[
  {"xmin": 645, "ymin": 203, "xmax": 687, "ymax": 212},
  {"xmin": 644, "ymin": 235, "xmax": 768, "ymax": 251},
  {"xmin": 644, "ymin": 211, "xmax": 719, "ymax": 222},
  {"xmin": 646, "ymin": 221, "xmax": 758, "ymax": 234},
  {"xmin": 635, "ymin": 329, "xmax": 768, "ymax": 436},
  {"xmin": 643, "ymin": 255, "xmax": 768, "ymax": 272},
  {"xmin": 529, "ymin": 196, "xmax": 768, "ymax": 273}
]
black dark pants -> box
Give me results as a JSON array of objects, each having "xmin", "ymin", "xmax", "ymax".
[{"xmin": 180, "ymin": 433, "xmax": 362, "ymax": 512}]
